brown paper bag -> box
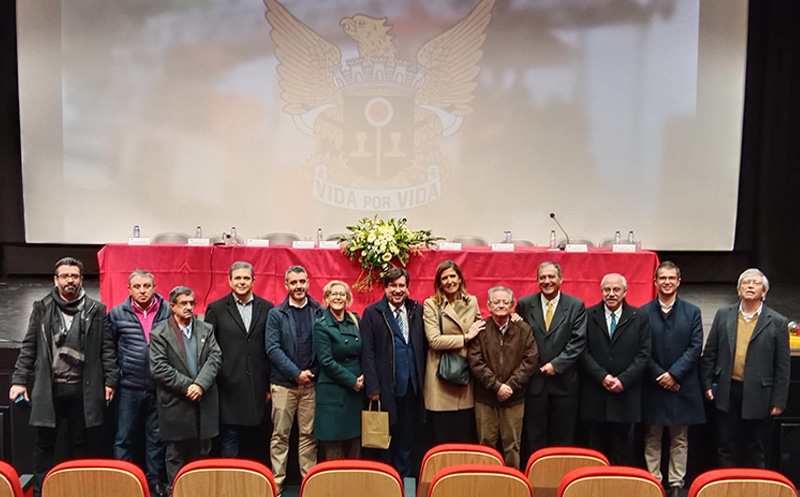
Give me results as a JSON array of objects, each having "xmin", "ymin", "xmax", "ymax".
[{"xmin": 361, "ymin": 399, "xmax": 391, "ymax": 449}]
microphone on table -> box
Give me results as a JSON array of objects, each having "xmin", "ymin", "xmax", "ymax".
[{"xmin": 549, "ymin": 212, "xmax": 570, "ymax": 246}]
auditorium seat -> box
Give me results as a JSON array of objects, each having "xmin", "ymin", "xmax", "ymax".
[
  {"xmin": 418, "ymin": 444, "xmax": 505, "ymax": 497},
  {"xmin": 172, "ymin": 458, "xmax": 276, "ymax": 497},
  {"xmin": 427, "ymin": 464, "xmax": 532, "ymax": 497},
  {"xmin": 525, "ymin": 447, "xmax": 609, "ymax": 497},
  {"xmin": 42, "ymin": 459, "xmax": 149, "ymax": 497},
  {"xmin": 152, "ymin": 232, "xmax": 191, "ymax": 244},
  {"xmin": 449, "ymin": 236, "xmax": 488, "ymax": 246},
  {"xmin": 0, "ymin": 460, "xmax": 24, "ymax": 497},
  {"xmin": 557, "ymin": 237, "xmax": 595, "ymax": 248},
  {"xmin": 494, "ymin": 239, "xmax": 537, "ymax": 247},
  {"xmin": 557, "ymin": 466, "xmax": 664, "ymax": 497},
  {"xmin": 259, "ymin": 232, "xmax": 301, "ymax": 245},
  {"xmin": 687, "ymin": 468, "xmax": 797, "ymax": 497},
  {"xmin": 300, "ymin": 460, "xmax": 402, "ymax": 497}
]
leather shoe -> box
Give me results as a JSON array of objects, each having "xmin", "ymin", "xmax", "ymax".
[
  {"xmin": 153, "ymin": 482, "xmax": 170, "ymax": 497},
  {"xmin": 668, "ymin": 486, "xmax": 683, "ymax": 497}
]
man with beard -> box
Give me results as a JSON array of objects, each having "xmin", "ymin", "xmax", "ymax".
[
  {"xmin": 204, "ymin": 261, "xmax": 274, "ymax": 459},
  {"xmin": 266, "ymin": 265, "xmax": 323, "ymax": 495},
  {"xmin": 361, "ymin": 267, "xmax": 426, "ymax": 478},
  {"xmin": 580, "ymin": 273, "xmax": 651, "ymax": 465},
  {"xmin": 9, "ymin": 257, "xmax": 118, "ymax": 497}
]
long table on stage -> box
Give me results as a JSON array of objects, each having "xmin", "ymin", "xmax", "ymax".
[{"xmin": 98, "ymin": 244, "xmax": 659, "ymax": 315}]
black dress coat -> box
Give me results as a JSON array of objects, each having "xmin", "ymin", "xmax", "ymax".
[
  {"xmin": 580, "ymin": 301, "xmax": 652, "ymax": 423},
  {"xmin": 204, "ymin": 293, "xmax": 274, "ymax": 426},
  {"xmin": 641, "ymin": 297, "xmax": 705, "ymax": 426}
]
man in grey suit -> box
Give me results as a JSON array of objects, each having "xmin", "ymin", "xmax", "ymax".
[
  {"xmin": 150, "ymin": 286, "xmax": 222, "ymax": 487},
  {"xmin": 701, "ymin": 268, "xmax": 790, "ymax": 468},
  {"xmin": 517, "ymin": 261, "xmax": 587, "ymax": 459}
]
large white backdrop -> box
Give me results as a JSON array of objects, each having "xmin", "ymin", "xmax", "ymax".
[{"xmin": 17, "ymin": 0, "xmax": 747, "ymax": 249}]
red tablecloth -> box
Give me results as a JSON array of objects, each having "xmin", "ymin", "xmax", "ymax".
[{"xmin": 98, "ymin": 244, "xmax": 658, "ymax": 315}]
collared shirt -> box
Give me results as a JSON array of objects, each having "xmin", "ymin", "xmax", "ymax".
[
  {"xmin": 540, "ymin": 291, "xmax": 561, "ymax": 314},
  {"xmin": 179, "ymin": 320, "xmax": 193, "ymax": 341},
  {"xmin": 289, "ymin": 297, "xmax": 308, "ymax": 309},
  {"xmin": 604, "ymin": 305, "xmax": 623, "ymax": 332},
  {"xmin": 234, "ymin": 292, "xmax": 254, "ymax": 331},
  {"xmin": 658, "ymin": 297, "xmax": 676, "ymax": 314},
  {"xmin": 738, "ymin": 301, "xmax": 763, "ymax": 322},
  {"xmin": 391, "ymin": 303, "xmax": 409, "ymax": 343},
  {"xmin": 492, "ymin": 317, "xmax": 509, "ymax": 335}
]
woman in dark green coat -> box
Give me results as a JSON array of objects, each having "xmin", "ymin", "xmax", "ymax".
[{"xmin": 313, "ymin": 279, "xmax": 365, "ymax": 459}]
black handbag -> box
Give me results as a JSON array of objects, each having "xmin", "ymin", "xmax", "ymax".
[{"xmin": 435, "ymin": 305, "xmax": 470, "ymax": 386}]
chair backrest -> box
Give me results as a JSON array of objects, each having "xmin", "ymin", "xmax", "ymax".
[
  {"xmin": 172, "ymin": 458, "xmax": 276, "ymax": 497},
  {"xmin": 449, "ymin": 236, "xmax": 488, "ymax": 246},
  {"xmin": 419, "ymin": 444, "xmax": 505, "ymax": 497},
  {"xmin": 558, "ymin": 466, "xmax": 664, "ymax": 497},
  {"xmin": 0, "ymin": 460, "xmax": 23, "ymax": 497},
  {"xmin": 557, "ymin": 237, "xmax": 596, "ymax": 248},
  {"xmin": 494, "ymin": 239, "xmax": 537, "ymax": 247},
  {"xmin": 428, "ymin": 464, "xmax": 532, "ymax": 497},
  {"xmin": 42, "ymin": 459, "xmax": 149, "ymax": 497},
  {"xmin": 525, "ymin": 447, "xmax": 609, "ymax": 497},
  {"xmin": 300, "ymin": 460, "xmax": 403, "ymax": 497},
  {"xmin": 152, "ymin": 232, "xmax": 191, "ymax": 244},
  {"xmin": 687, "ymin": 468, "xmax": 797, "ymax": 497},
  {"xmin": 259, "ymin": 232, "xmax": 301, "ymax": 245}
]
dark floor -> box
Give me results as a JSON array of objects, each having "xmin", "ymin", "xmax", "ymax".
[{"xmin": 2, "ymin": 277, "xmax": 799, "ymax": 343}]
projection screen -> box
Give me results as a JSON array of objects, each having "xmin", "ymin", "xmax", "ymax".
[{"xmin": 17, "ymin": 0, "xmax": 748, "ymax": 250}]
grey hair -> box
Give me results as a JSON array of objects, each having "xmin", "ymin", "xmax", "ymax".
[
  {"xmin": 737, "ymin": 268, "xmax": 769, "ymax": 293},
  {"xmin": 488, "ymin": 286, "xmax": 515, "ymax": 304},
  {"xmin": 538, "ymin": 261, "xmax": 562, "ymax": 278},
  {"xmin": 285, "ymin": 265, "xmax": 308, "ymax": 281},
  {"xmin": 169, "ymin": 286, "xmax": 194, "ymax": 304},
  {"xmin": 128, "ymin": 269, "xmax": 155, "ymax": 285},
  {"xmin": 229, "ymin": 261, "xmax": 254, "ymax": 279},
  {"xmin": 601, "ymin": 273, "xmax": 628, "ymax": 289}
]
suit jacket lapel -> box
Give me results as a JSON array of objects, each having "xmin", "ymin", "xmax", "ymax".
[
  {"xmin": 590, "ymin": 305, "xmax": 610, "ymax": 340},
  {"xmin": 164, "ymin": 319, "xmax": 190, "ymax": 372},
  {"xmin": 548, "ymin": 298, "xmax": 567, "ymax": 334},
  {"xmin": 248, "ymin": 299, "xmax": 264, "ymax": 336},
  {"xmin": 749, "ymin": 308, "xmax": 770, "ymax": 342},
  {"xmin": 225, "ymin": 295, "xmax": 248, "ymax": 335},
  {"xmin": 610, "ymin": 304, "xmax": 633, "ymax": 343},
  {"xmin": 194, "ymin": 318, "xmax": 209, "ymax": 362},
  {"xmin": 529, "ymin": 295, "xmax": 547, "ymax": 334},
  {"xmin": 726, "ymin": 305, "xmax": 738, "ymax": 356},
  {"xmin": 442, "ymin": 302, "xmax": 463, "ymax": 331}
]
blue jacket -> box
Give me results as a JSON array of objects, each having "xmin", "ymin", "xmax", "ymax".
[
  {"xmin": 265, "ymin": 295, "xmax": 323, "ymax": 387},
  {"xmin": 108, "ymin": 294, "xmax": 172, "ymax": 389}
]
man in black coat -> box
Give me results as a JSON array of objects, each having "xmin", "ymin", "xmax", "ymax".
[
  {"xmin": 9, "ymin": 257, "xmax": 118, "ymax": 497},
  {"xmin": 580, "ymin": 273, "xmax": 651, "ymax": 465},
  {"xmin": 516, "ymin": 261, "xmax": 587, "ymax": 460},
  {"xmin": 701, "ymin": 268, "xmax": 790, "ymax": 468},
  {"xmin": 361, "ymin": 267, "xmax": 426, "ymax": 478},
  {"xmin": 204, "ymin": 261, "xmax": 274, "ymax": 459}
]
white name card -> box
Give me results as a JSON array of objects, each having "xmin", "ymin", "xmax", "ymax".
[
  {"xmin": 565, "ymin": 244, "xmax": 589, "ymax": 252},
  {"xmin": 187, "ymin": 238, "xmax": 210, "ymax": 246},
  {"xmin": 612, "ymin": 243, "xmax": 637, "ymax": 253},
  {"xmin": 127, "ymin": 238, "xmax": 151, "ymax": 245},
  {"xmin": 319, "ymin": 241, "xmax": 340, "ymax": 249},
  {"xmin": 246, "ymin": 239, "xmax": 270, "ymax": 247},
  {"xmin": 491, "ymin": 243, "xmax": 515, "ymax": 252},
  {"xmin": 292, "ymin": 240, "xmax": 315, "ymax": 249},
  {"xmin": 438, "ymin": 242, "xmax": 462, "ymax": 251}
]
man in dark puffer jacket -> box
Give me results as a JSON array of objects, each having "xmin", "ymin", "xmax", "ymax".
[{"xmin": 108, "ymin": 270, "xmax": 172, "ymax": 497}]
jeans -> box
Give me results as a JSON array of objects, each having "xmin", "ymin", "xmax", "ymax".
[{"xmin": 113, "ymin": 387, "xmax": 166, "ymax": 488}]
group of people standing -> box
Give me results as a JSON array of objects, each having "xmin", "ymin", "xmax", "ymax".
[{"xmin": 9, "ymin": 257, "xmax": 790, "ymax": 497}]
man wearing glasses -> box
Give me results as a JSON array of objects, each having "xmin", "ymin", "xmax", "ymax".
[
  {"xmin": 701, "ymin": 268, "xmax": 790, "ymax": 468},
  {"xmin": 9, "ymin": 257, "xmax": 118, "ymax": 497}
]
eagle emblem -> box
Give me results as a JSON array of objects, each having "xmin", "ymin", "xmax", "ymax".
[{"xmin": 263, "ymin": 0, "xmax": 494, "ymax": 210}]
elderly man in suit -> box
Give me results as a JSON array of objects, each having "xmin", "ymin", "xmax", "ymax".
[
  {"xmin": 701, "ymin": 268, "xmax": 789, "ymax": 468},
  {"xmin": 516, "ymin": 261, "xmax": 587, "ymax": 459},
  {"xmin": 150, "ymin": 286, "xmax": 222, "ymax": 487},
  {"xmin": 204, "ymin": 261, "xmax": 274, "ymax": 459},
  {"xmin": 641, "ymin": 261, "xmax": 705, "ymax": 497},
  {"xmin": 580, "ymin": 273, "xmax": 651, "ymax": 465}
]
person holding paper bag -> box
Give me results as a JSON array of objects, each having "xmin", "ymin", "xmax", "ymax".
[{"xmin": 313, "ymin": 280, "xmax": 365, "ymax": 460}]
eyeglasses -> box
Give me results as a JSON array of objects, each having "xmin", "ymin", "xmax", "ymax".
[
  {"xmin": 329, "ymin": 292, "xmax": 348, "ymax": 298},
  {"xmin": 56, "ymin": 274, "xmax": 81, "ymax": 281}
]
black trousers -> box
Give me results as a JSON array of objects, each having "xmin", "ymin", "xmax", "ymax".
[
  {"xmin": 33, "ymin": 383, "xmax": 88, "ymax": 497},
  {"xmin": 586, "ymin": 420, "xmax": 632, "ymax": 465},
  {"xmin": 428, "ymin": 408, "xmax": 477, "ymax": 446},
  {"xmin": 523, "ymin": 391, "xmax": 579, "ymax": 461},
  {"xmin": 716, "ymin": 380, "xmax": 771, "ymax": 468}
]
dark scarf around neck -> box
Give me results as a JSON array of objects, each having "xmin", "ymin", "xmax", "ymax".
[{"xmin": 50, "ymin": 286, "xmax": 85, "ymax": 315}]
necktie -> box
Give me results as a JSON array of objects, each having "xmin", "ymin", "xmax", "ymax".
[
  {"xmin": 545, "ymin": 301, "xmax": 553, "ymax": 331},
  {"xmin": 609, "ymin": 313, "xmax": 617, "ymax": 337},
  {"xmin": 395, "ymin": 308, "xmax": 408, "ymax": 343}
]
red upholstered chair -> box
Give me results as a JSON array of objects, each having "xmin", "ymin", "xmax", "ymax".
[
  {"xmin": 172, "ymin": 458, "xmax": 277, "ymax": 497},
  {"xmin": 42, "ymin": 459, "xmax": 149, "ymax": 497},
  {"xmin": 300, "ymin": 460, "xmax": 403, "ymax": 497},
  {"xmin": 418, "ymin": 444, "xmax": 505, "ymax": 497},
  {"xmin": 427, "ymin": 463, "xmax": 532, "ymax": 497},
  {"xmin": 0, "ymin": 460, "xmax": 24, "ymax": 497},
  {"xmin": 525, "ymin": 447, "xmax": 609, "ymax": 497},
  {"xmin": 687, "ymin": 468, "xmax": 797, "ymax": 497},
  {"xmin": 557, "ymin": 466, "xmax": 665, "ymax": 497}
]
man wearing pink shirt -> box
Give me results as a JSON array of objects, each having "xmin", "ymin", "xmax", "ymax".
[{"xmin": 107, "ymin": 270, "xmax": 173, "ymax": 497}]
